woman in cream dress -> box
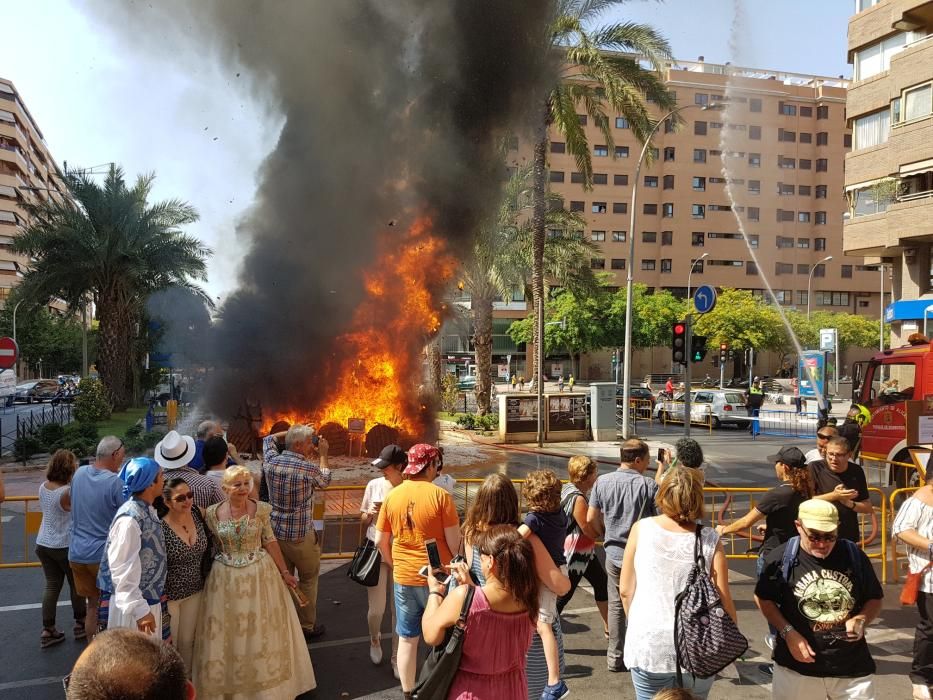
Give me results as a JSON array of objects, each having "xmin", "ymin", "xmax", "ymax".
[{"xmin": 193, "ymin": 466, "xmax": 315, "ymax": 699}]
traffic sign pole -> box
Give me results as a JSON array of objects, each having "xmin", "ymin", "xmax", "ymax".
[{"xmin": 684, "ymin": 315, "xmax": 692, "ymax": 438}]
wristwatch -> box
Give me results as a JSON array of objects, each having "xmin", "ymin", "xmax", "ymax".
[{"xmin": 778, "ymin": 624, "xmax": 794, "ymax": 639}]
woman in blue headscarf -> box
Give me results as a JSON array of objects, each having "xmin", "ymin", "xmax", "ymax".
[{"xmin": 96, "ymin": 457, "xmax": 168, "ymax": 639}]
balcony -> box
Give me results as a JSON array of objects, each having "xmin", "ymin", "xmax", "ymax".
[{"xmin": 889, "ymin": 191, "xmax": 933, "ymax": 243}]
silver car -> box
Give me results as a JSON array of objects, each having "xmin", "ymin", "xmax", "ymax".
[{"xmin": 655, "ymin": 389, "xmax": 749, "ymax": 428}]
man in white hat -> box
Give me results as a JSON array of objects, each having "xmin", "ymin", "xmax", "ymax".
[
  {"xmin": 154, "ymin": 430, "xmax": 224, "ymax": 509},
  {"xmin": 754, "ymin": 498, "xmax": 883, "ymax": 699}
]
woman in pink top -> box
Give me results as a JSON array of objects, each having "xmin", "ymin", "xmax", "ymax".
[{"xmin": 422, "ymin": 525, "xmax": 538, "ymax": 700}]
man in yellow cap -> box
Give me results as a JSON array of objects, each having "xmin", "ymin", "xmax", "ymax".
[{"xmin": 754, "ymin": 499, "xmax": 883, "ymax": 699}]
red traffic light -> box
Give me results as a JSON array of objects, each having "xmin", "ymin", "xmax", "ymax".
[
  {"xmin": 720, "ymin": 343, "xmax": 728, "ymax": 350},
  {"xmin": 674, "ymin": 324, "xmax": 685, "ymax": 335}
]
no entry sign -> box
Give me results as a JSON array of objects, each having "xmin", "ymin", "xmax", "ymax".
[{"xmin": 0, "ymin": 337, "xmax": 18, "ymax": 370}]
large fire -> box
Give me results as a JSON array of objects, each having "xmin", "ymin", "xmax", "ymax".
[{"xmin": 264, "ymin": 217, "xmax": 455, "ymax": 437}]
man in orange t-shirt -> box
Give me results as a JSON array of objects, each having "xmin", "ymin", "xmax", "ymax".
[{"xmin": 375, "ymin": 443, "xmax": 460, "ymax": 695}]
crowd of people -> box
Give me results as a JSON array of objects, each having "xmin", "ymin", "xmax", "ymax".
[{"xmin": 20, "ymin": 415, "xmax": 933, "ymax": 700}]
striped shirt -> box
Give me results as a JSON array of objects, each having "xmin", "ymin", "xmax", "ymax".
[
  {"xmin": 262, "ymin": 435, "xmax": 332, "ymax": 542},
  {"xmin": 893, "ymin": 494, "xmax": 933, "ymax": 593}
]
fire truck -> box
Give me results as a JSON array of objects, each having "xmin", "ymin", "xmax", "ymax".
[{"xmin": 852, "ymin": 334, "xmax": 933, "ymax": 486}]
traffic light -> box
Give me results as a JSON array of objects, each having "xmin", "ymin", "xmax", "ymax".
[
  {"xmin": 728, "ymin": 349, "xmax": 735, "ymax": 361},
  {"xmin": 672, "ymin": 321, "xmax": 687, "ymax": 365},
  {"xmin": 719, "ymin": 342, "xmax": 728, "ymax": 364},
  {"xmin": 691, "ymin": 335, "xmax": 708, "ymax": 363}
]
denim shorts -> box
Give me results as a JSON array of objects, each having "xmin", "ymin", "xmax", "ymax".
[{"xmin": 394, "ymin": 583, "xmax": 430, "ymax": 638}]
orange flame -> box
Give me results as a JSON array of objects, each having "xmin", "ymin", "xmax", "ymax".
[{"xmin": 263, "ymin": 217, "xmax": 454, "ymax": 436}]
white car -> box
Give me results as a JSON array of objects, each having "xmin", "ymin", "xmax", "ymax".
[{"xmin": 655, "ymin": 389, "xmax": 749, "ymax": 428}]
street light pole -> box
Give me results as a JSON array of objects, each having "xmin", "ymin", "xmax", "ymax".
[
  {"xmin": 686, "ymin": 253, "xmax": 709, "ymax": 315},
  {"xmin": 11, "ymin": 299, "xmax": 23, "ymax": 345},
  {"xmin": 621, "ymin": 103, "xmax": 701, "ymax": 439},
  {"xmin": 806, "ymin": 255, "xmax": 833, "ymax": 320}
]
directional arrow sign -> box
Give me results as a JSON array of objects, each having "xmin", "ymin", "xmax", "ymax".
[{"xmin": 694, "ymin": 285, "xmax": 718, "ymax": 314}]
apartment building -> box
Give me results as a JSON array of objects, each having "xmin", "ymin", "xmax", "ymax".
[
  {"xmin": 843, "ymin": 0, "xmax": 933, "ymax": 346},
  {"xmin": 0, "ymin": 78, "xmax": 69, "ymax": 304}
]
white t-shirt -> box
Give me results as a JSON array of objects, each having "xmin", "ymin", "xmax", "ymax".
[
  {"xmin": 360, "ymin": 476, "xmax": 394, "ymax": 542},
  {"xmin": 804, "ymin": 448, "xmax": 822, "ymax": 464},
  {"xmin": 433, "ymin": 473, "xmax": 457, "ymax": 495}
]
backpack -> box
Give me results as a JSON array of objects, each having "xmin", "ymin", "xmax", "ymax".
[
  {"xmin": 780, "ymin": 536, "xmax": 870, "ymax": 593},
  {"xmin": 674, "ymin": 524, "xmax": 748, "ymax": 685}
]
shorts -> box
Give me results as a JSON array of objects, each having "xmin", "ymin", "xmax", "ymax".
[
  {"xmin": 394, "ymin": 583, "xmax": 430, "ymax": 638},
  {"xmin": 69, "ymin": 561, "xmax": 100, "ymax": 598},
  {"xmin": 538, "ymin": 564, "xmax": 568, "ymax": 625}
]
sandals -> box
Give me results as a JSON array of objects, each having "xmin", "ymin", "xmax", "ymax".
[
  {"xmin": 73, "ymin": 623, "xmax": 87, "ymax": 641},
  {"xmin": 40, "ymin": 628, "xmax": 65, "ymax": 649}
]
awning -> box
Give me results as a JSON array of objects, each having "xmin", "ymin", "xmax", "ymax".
[
  {"xmin": 885, "ymin": 299, "xmax": 933, "ymax": 322},
  {"xmin": 901, "ymin": 158, "xmax": 933, "ymax": 176}
]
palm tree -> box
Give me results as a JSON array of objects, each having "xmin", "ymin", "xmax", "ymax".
[
  {"xmin": 531, "ymin": 1, "xmax": 676, "ymax": 387},
  {"xmin": 14, "ymin": 165, "xmax": 210, "ymax": 409},
  {"xmin": 460, "ymin": 165, "xmax": 598, "ymax": 414}
]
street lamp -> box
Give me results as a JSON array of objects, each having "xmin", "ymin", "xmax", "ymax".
[
  {"xmin": 806, "ymin": 255, "xmax": 833, "ymax": 319},
  {"xmin": 11, "ymin": 299, "xmax": 24, "ymax": 345},
  {"xmin": 686, "ymin": 253, "xmax": 709, "ymax": 313},
  {"xmin": 621, "ymin": 102, "xmax": 704, "ymax": 439}
]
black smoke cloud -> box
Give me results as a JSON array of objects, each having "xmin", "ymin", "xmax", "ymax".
[{"xmin": 86, "ymin": 1, "xmax": 557, "ymax": 421}]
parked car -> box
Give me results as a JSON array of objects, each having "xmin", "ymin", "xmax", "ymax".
[
  {"xmin": 14, "ymin": 379, "xmax": 61, "ymax": 404},
  {"xmin": 654, "ymin": 389, "xmax": 748, "ymax": 428},
  {"xmin": 456, "ymin": 375, "xmax": 477, "ymax": 391}
]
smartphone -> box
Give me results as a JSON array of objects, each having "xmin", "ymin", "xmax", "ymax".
[
  {"xmin": 425, "ymin": 538, "xmax": 444, "ymax": 571},
  {"xmin": 657, "ymin": 448, "xmax": 667, "ymax": 463},
  {"xmin": 418, "ymin": 564, "xmax": 450, "ymax": 584},
  {"xmin": 312, "ymin": 435, "xmax": 320, "ymax": 446}
]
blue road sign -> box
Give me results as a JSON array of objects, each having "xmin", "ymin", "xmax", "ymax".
[{"xmin": 694, "ymin": 285, "xmax": 717, "ymax": 314}]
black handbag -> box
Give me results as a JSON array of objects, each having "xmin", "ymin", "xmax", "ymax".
[
  {"xmin": 413, "ymin": 585, "xmax": 476, "ymax": 700},
  {"xmin": 347, "ymin": 538, "xmax": 381, "ymax": 587}
]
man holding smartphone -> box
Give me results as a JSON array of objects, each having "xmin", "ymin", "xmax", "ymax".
[{"xmin": 375, "ymin": 443, "xmax": 460, "ymax": 698}]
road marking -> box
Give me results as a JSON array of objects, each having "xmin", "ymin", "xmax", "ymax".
[
  {"xmin": 0, "ymin": 600, "xmax": 67, "ymax": 613},
  {"xmin": 0, "ymin": 676, "xmax": 62, "ymax": 691}
]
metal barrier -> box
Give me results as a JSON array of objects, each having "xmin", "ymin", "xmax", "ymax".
[
  {"xmin": 888, "ymin": 486, "xmax": 920, "ymax": 584},
  {"xmin": 0, "ymin": 495, "xmax": 44, "ymax": 568},
  {"xmin": 656, "ymin": 400, "xmax": 714, "ymax": 433},
  {"xmin": 860, "ymin": 456, "xmax": 924, "ymax": 489},
  {"xmin": 757, "ymin": 409, "xmax": 818, "ymax": 439},
  {"xmin": 615, "ymin": 399, "xmax": 654, "ymax": 435}
]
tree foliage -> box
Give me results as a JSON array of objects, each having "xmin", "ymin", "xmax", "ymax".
[
  {"xmin": 692, "ymin": 289, "xmax": 786, "ymax": 351},
  {"xmin": 0, "ymin": 294, "xmax": 93, "ymax": 377}
]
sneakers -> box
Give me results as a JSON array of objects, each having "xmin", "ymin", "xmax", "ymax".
[
  {"xmin": 541, "ymin": 679, "xmax": 569, "ymax": 700},
  {"xmin": 369, "ymin": 642, "xmax": 382, "ymax": 665},
  {"xmin": 758, "ymin": 663, "xmax": 773, "ymax": 677}
]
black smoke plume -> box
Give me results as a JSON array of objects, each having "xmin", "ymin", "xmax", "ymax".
[{"xmin": 85, "ymin": 1, "xmax": 557, "ymax": 425}]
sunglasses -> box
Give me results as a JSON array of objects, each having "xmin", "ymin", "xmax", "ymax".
[
  {"xmin": 111, "ymin": 439, "xmax": 125, "ymax": 457},
  {"xmin": 802, "ymin": 528, "xmax": 838, "ymax": 543},
  {"xmin": 172, "ymin": 492, "xmax": 195, "ymax": 503},
  {"xmin": 817, "ymin": 433, "xmax": 834, "ymax": 440}
]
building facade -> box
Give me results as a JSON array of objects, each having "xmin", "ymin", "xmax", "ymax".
[
  {"xmin": 0, "ymin": 78, "xmax": 69, "ymax": 304},
  {"xmin": 843, "ymin": 0, "xmax": 933, "ymax": 346}
]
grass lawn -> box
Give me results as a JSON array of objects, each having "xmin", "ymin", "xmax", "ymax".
[{"xmin": 95, "ymin": 408, "xmax": 148, "ymax": 437}]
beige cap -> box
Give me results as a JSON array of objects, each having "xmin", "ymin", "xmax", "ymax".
[{"xmin": 798, "ymin": 499, "xmax": 839, "ymax": 531}]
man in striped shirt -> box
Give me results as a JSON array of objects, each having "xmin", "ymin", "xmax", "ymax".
[{"xmin": 263, "ymin": 424, "xmax": 332, "ymax": 639}]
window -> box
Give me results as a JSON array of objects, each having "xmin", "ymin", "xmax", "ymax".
[
  {"xmin": 615, "ymin": 146, "xmax": 629, "ymax": 158},
  {"xmin": 750, "ymin": 98, "xmax": 762, "ymax": 112},
  {"xmin": 815, "ymin": 211, "xmax": 827, "ymax": 225},
  {"xmin": 773, "ymin": 290, "xmax": 792, "ymax": 305},
  {"xmin": 797, "ymin": 290, "xmax": 809, "ymax": 306},
  {"xmin": 692, "ymin": 204, "xmax": 705, "ymax": 219},
  {"xmin": 779, "ymin": 156, "xmax": 796, "ymax": 169},
  {"xmin": 857, "ymin": 0, "xmax": 880, "ymax": 11},
  {"xmin": 815, "ymin": 237, "xmax": 826, "ymax": 251},
  {"xmin": 643, "ymin": 203, "xmax": 657, "ymax": 215},
  {"xmin": 815, "ymin": 291, "xmax": 850, "ymax": 307},
  {"xmin": 695, "ymin": 93, "xmax": 709, "ymax": 106},
  {"xmin": 641, "ymin": 259, "xmax": 656, "ymax": 271},
  {"xmin": 748, "ymin": 207, "xmax": 759, "ymax": 221},
  {"xmin": 779, "ymin": 102, "xmax": 797, "ymax": 116},
  {"xmin": 800, "ymin": 132, "xmax": 812, "ymax": 143},
  {"xmin": 776, "ymin": 262, "xmax": 794, "ymax": 275},
  {"xmin": 649, "ymin": 147, "xmax": 659, "ymax": 160},
  {"xmin": 578, "ymin": 114, "xmax": 588, "ymax": 125},
  {"xmin": 614, "ymin": 174, "xmax": 628, "ymax": 186},
  {"xmin": 660, "ymin": 259, "xmax": 672, "ymax": 273},
  {"xmin": 693, "ymin": 260, "xmax": 704, "ymax": 274},
  {"xmin": 694, "ymin": 121, "xmax": 707, "ymax": 135},
  {"xmin": 798, "ymin": 211, "xmax": 811, "ymax": 223},
  {"xmin": 642, "ymin": 231, "xmax": 657, "ymax": 243},
  {"xmin": 615, "ymin": 117, "xmax": 629, "ymax": 129},
  {"xmin": 693, "ymin": 177, "xmax": 706, "ymax": 191},
  {"xmin": 851, "ymin": 186, "xmax": 892, "ymax": 216},
  {"xmin": 693, "ymin": 149, "xmax": 707, "ymax": 163},
  {"xmin": 591, "ymin": 258, "xmax": 606, "ymax": 269},
  {"xmin": 747, "ymin": 261, "xmax": 758, "ymax": 275},
  {"xmin": 593, "ymin": 173, "xmax": 608, "ymax": 185},
  {"xmin": 816, "ymin": 185, "xmax": 827, "ymax": 199},
  {"xmin": 662, "ymin": 203, "xmax": 674, "ymax": 218},
  {"xmin": 592, "ymin": 202, "xmax": 608, "ymax": 213},
  {"xmin": 779, "ymin": 183, "xmax": 795, "ymax": 196},
  {"xmin": 799, "ymin": 159, "xmax": 812, "ymax": 170},
  {"xmin": 611, "ymin": 258, "xmax": 626, "ymax": 269},
  {"xmin": 749, "ymin": 234, "xmax": 759, "ymax": 247},
  {"xmin": 692, "ymin": 232, "xmax": 705, "ymax": 246},
  {"xmin": 748, "ymin": 153, "xmax": 761, "ymax": 167},
  {"xmin": 854, "ymin": 31, "xmax": 927, "ymax": 81},
  {"xmin": 710, "ymin": 122, "xmax": 723, "ymax": 129},
  {"xmin": 797, "ymin": 237, "xmax": 810, "ymax": 248},
  {"xmin": 571, "ymin": 171, "xmax": 585, "ymax": 184},
  {"xmin": 779, "ymin": 129, "xmax": 796, "ymax": 142},
  {"xmin": 663, "ymin": 175, "xmax": 675, "ymax": 190},
  {"xmin": 612, "ymin": 230, "xmax": 626, "ymax": 242},
  {"xmin": 777, "ymin": 209, "xmax": 795, "ymax": 222},
  {"xmin": 612, "ymin": 202, "xmax": 627, "ymax": 214},
  {"xmin": 816, "ymin": 159, "xmax": 828, "ymax": 172},
  {"xmin": 570, "ymin": 201, "xmax": 584, "ymax": 212},
  {"xmin": 816, "ymin": 131, "xmax": 829, "ymax": 146},
  {"xmin": 661, "ymin": 230, "xmax": 673, "ymax": 245},
  {"xmin": 550, "ymin": 141, "xmax": 565, "ymax": 153},
  {"xmin": 664, "ymin": 118, "xmax": 675, "ymax": 134},
  {"xmin": 550, "ymin": 171, "xmax": 565, "ymax": 183},
  {"xmin": 797, "ymin": 264, "xmax": 811, "ymax": 274},
  {"xmin": 644, "ymin": 176, "xmax": 658, "ymax": 188},
  {"xmin": 817, "ymin": 105, "xmax": 829, "ymax": 119},
  {"xmin": 591, "ymin": 230, "xmax": 606, "ymax": 242},
  {"xmin": 800, "ymin": 106, "xmax": 813, "ymax": 118},
  {"xmin": 799, "ymin": 185, "xmax": 811, "ymax": 196},
  {"xmin": 749, "ymin": 125, "xmax": 761, "ymax": 140},
  {"xmin": 663, "ymin": 147, "xmax": 675, "ymax": 162},
  {"xmin": 904, "ymin": 83, "xmax": 933, "ymax": 121},
  {"xmin": 776, "ymin": 236, "xmax": 794, "ymax": 248},
  {"xmin": 594, "ymin": 145, "xmax": 609, "ymax": 157},
  {"xmin": 842, "ymin": 265, "xmax": 853, "ymax": 278}
]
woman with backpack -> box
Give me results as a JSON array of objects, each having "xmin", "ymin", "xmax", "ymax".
[{"xmin": 619, "ymin": 467, "xmax": 738, "ymax": 699}]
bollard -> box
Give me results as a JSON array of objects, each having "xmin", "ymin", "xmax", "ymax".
[{"xmin": 166, "ymin": 399, "xmax": 178, "ymax": 430}]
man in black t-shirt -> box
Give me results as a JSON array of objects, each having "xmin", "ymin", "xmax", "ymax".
[
  {"xmin": 755, "ymin": 499, "xmax": 883, "ymax": 699},
  {"xmin": 808, "ymin": 437, "xmax": 871, "ymax": 543}
]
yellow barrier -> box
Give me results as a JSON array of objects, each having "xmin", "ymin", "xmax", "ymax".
[
  {"xmin": 628, "ymin": 399, "xmax": 654, "ymax": 426},
  {"xmin": 888, "ymin": 486, "xmax": 920, "ymax": 585},
  {"xmin": 860, "ymin": 456, "xmax": 923, "ymax": 489},
  {"xmin": 658, "ymin": 400, "xmax": 714, "ymax": 433}
]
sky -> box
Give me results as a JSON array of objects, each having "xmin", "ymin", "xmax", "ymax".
[{"xmin": 2, "ymin": 0, "xmax": 854, "ymax": 299}]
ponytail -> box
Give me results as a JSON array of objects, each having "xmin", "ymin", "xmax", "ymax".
[{"xmin": 473, "ymin": 525, "xmax": 539, "ymax": 623}]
